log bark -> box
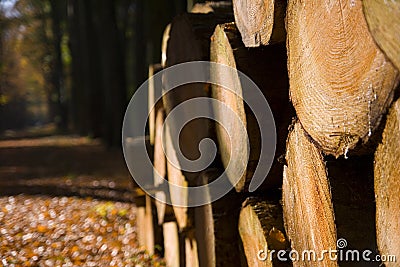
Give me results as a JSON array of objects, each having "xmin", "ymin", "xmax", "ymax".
[
  {"xmin": 363, "ymin": 0, "xmax": 400, "ymax": 71},
  {"xmin": 374, "ymin": 98, "xmax": 400, "ymax": 267},
  {"xmin": 194, "ymin": 169, "xmax": 242, "ymax": 267},
  {"xmin": 233, "ymin": 0, "xmax": 286, "ymax": 47},
  {"xmin": 163, "ymin": 221, "xmax": 181, "ymax": 267},
  {"xmin": 239, "ymin": 197, "xmax": 291, "ymax": 267},
  {"xmin": 286, "ymin": 0, "xmax": 399, "ymax": 157},
  {"xmin": 210, "ymin": 23, "xmax": 292, "ymax": 191},
  {"xmin": 282, "ymin": 122, "xmax": 337, "ymax": 267},
  {"xmin": 148, "ymin": 64, "xmax": 163, "ymax": 145}
]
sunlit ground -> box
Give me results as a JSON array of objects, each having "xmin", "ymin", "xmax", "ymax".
[{"xmin": 0, "ymin": 128, "xmax": 165, "ymax": 266}]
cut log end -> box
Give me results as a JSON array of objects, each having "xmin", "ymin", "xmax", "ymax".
[
  {"xmin": 239, "ymin": 197, "xmax": 290, "ymax": 267},
  {"xmin": 211, "ymin": 23, "xmax": 291, "ymax": 191},
  {"xmin": 363, "ymin": 0, "xmax": 400, "ymax": 71},
  {"xmin": 233, "ymin": 0, "xmax": 286, "ymax": 47},
  {"xmin": 287, "ymin": 0, "xmax": 399, "ymax": 157}
]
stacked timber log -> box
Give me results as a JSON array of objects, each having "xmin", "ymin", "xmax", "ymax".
[
  {"xmin": 232, "ymin": 0, "xmax": 286, "ymax": 46},
  {"xmin": 129, "ymin": 1, "xmax": 400, "ymax": 267},
  {"xmin": 286, "ymin": 0, "xmax": 399, "ymax": 157},
  {"xmin": 162, "ymin": 6, "xmax": 234, "ymax": 231},
  {"xmin": 374, "ymin": 98, "xmax": 400, "ymax": 267},
  {"xmin": 194, "ymin": 169, "xmax": 242, "ymax": 267},
  {"xmin": 283, "ymin": 122, "xmax": 337, "ymax": 267},
  {"xmin": 148, "ymin": 64, "xmax": 163, "ymax": 145},
  {"xmin": 363, "ymin": 0, "xmax": 400, "ymax": 70},
  {"xmin": 210, "ymin": 23, "xmax": 292, "ymax": 191},
  {"xmin": 239, "ymin": 196, "xmax": 290, "ymax": 267}
]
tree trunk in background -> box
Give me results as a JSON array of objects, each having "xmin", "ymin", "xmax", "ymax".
[
  {"xmin": 90, "ymin": 0, "xmax": 126, "ymax": 146},
  {"xmin": 66, "ymin": 0, "xmax": 186, "ymax": 145},
  {"xmin": 49, "ymin": 0, "xmax": 68, "ymax": 130},
  {"xmin": 67, "ymin": 0, "xmax": 93, "ymax": 136}
]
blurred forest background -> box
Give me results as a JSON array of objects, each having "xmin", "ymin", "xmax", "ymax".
[{"xmin": 0, "ymin": 0, "xmax": 189, "ymax": 146}]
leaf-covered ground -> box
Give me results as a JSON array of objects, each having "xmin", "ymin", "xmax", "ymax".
[{"xmin": 0, "ymin": 133, "xmax": 164, "ymax": 267}]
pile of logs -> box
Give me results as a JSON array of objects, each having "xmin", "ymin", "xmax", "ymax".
[{"xmin": 129, "ymin": 1, "xmax": 400, "ymax": 266}]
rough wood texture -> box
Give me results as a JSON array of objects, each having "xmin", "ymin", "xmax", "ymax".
[
  {"xmin": 153, "ymin": 108, "xmax": 168, "ymax": 225},
  {"xmin": 374, "ymin": 98, "xmax": 400, "ymax": 267},
  {"xmin": 148, "ymin": 64, "xmax": 163, "ymax": 145},
  {"xmin": 135, "ymin": 196, "xmax": 163, "ymax": 255},
  {"xmin": 136, "ymin": 204, "xmax": 146, "ymax": 250},
  {"xmin": 163, "ymin": 221, "xmax": 180, "ymax": 267},
  {"xmin": 194, "ymin": 169, "xmax": 242, "ymax": 267},
  {"xmin": 233, "ymin": 0, "xmax": 286, "ymax": 47},
  {"xmin": 145, "ymin": 195, "xmax": 155, "ymax": 255},
  {"xmin": 287, "ymin": 0, "xmax": 399, "ymax": 157},
  {"xmin": 363, "ymin": 0, "xmax": 400, "ymax": 70},
  {"xmin": 239, "ymin": 197, "xmax": 290, "ymax": 267},
  {"xmin": 185, "ymin": 229, "xmax": 199, "ymax": 267},
  {"xmin": 164, "ymin": 122, "xmax": 189, "ymax": 230},
  {"xmin": 282, "ymin": 122, "xmax": 337, "ymax": 267},
  {"xmin": 164, "ymin": 13, "xmax": 232, "ymax": 184},
  {"xmin": 211, "ymin": 23, "xmax": 292, "ymax": 191}
]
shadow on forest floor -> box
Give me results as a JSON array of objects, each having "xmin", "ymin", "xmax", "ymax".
[{"xmin": 0, "ymin": 128, "xmax": 135, "ymax": 202}]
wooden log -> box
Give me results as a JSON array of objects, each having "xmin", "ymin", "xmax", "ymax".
[
  {"xmin": 239, "ymin": 197, "xmax": 291, "ymax": 267},
  {"xmin": 191, "ymin": 1, "xmax": 233, "ymax": 15},
  {"xmin": 184, "ymin": 229, "xmax": 200, "ymax": 267},
  {"xmin": 135, "ymin": 196, "xmax": 147, "ymax": 250},
  {"xmin": 194, "ymin": 169, "xmax": 242, "ymax": 267},
  {"xmin": 148, "ymin": 63, "xmax": 163, "ymax": 145},
  {"xmin": 363, "ymin": 0, "xmax": 400, "ymax": 70},
  {"xmin": 144, "ymin": 195, "xmax": 155, "ymax": 254},
  {"xmin": 164, "ymin": 121, "xmax": 189, "ymax": 230},
  {"xmin": 153, "ymin": 107, "xmax": 176, "ymax": 225},
  {"xmin": 282, "ymin": 122, "xmax": 337, "ymax": 267},
  {"xmin": 153, "ymin": 107, "xmax": 169, "ymax": 225},
  {"xmin": 191, "ymin": 2, "xmax": 214, "ymax": 13},
  {"xmin": 163, "ymin": 221, "xmax": 181, "ymax": 267},
  {"xmin": 233, "ymin": 0, "xmax": 286, "ymax": 47},
  {"xmin": 161, "ymin": 24, "xmax": 171, "ymax": 68},
  {"xmin": 374, "ymin": 98, "xmax": 400, "ymax": 267},
  {"xmin": 286, "ymin": 0, "xmax": 399, "ymax": 157},
  {"xmin": 135, "ymin": 195, "xmax": 163, "ymax": 255},
  {"xmin": 163, "ymin": 12, "xmax": 232, "ymax": 182},
  {"xmin": 162, "ymin": 12, "xmax": 233, "ymax": 229},
  {"xmin": 210, "ymin": 23, "xmax": 292, "ymax": 191}
]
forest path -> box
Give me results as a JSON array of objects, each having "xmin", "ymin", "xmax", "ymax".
[{"xmin": 0, "ymin": 134, "xmax": 164, "ymax": 266}]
